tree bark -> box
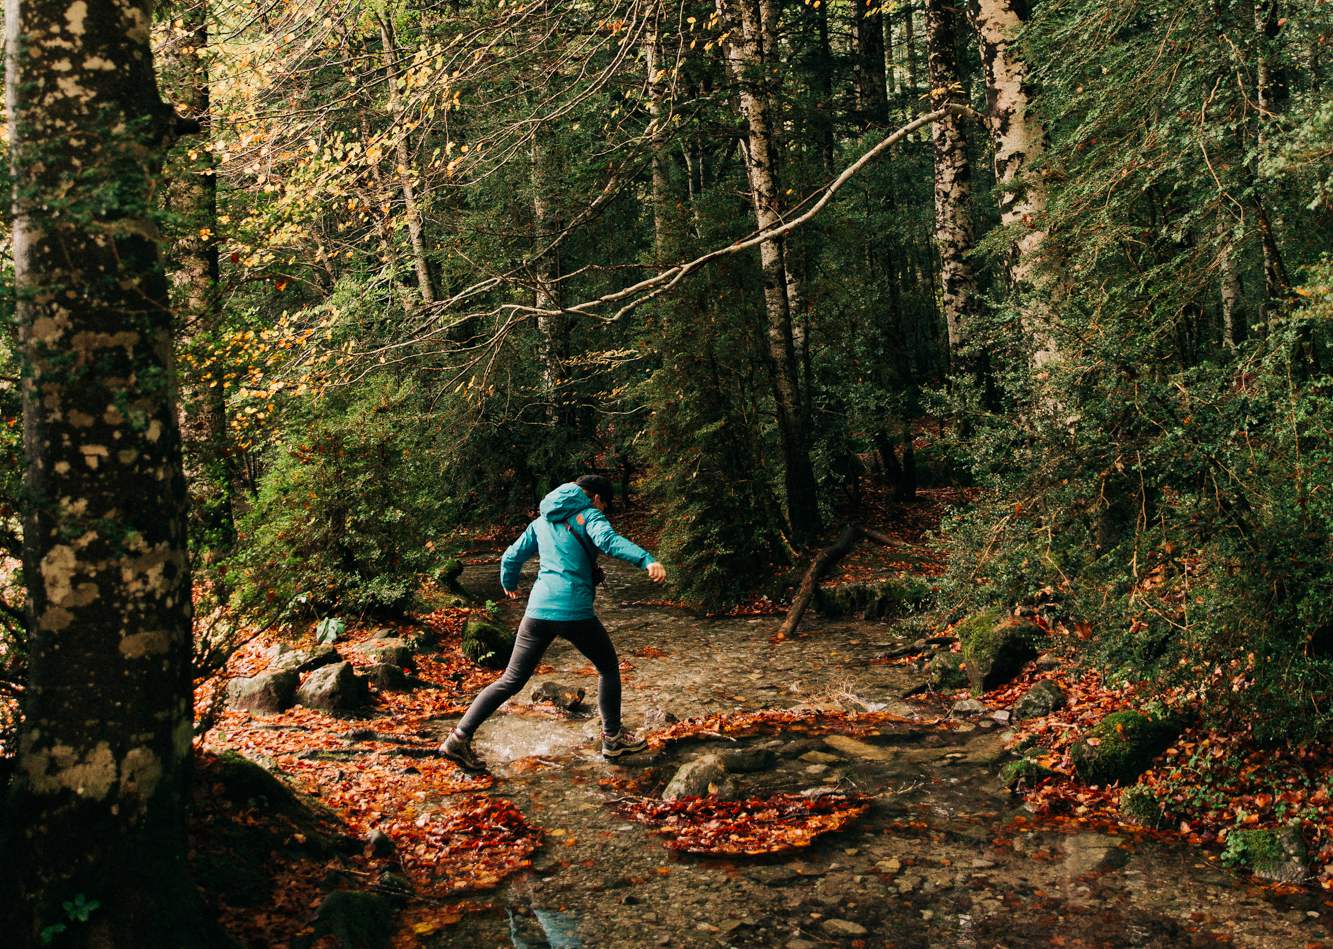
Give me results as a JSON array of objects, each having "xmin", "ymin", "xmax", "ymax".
[
  {"xmin": 777, "ymin": 524, "xmax": 894, "ymax": 640},
  {"xmin": 717, "ymin": 0, "xmax": 821, "ymax": 541},
  {"xmin": 1253, "ymin": 0, "xmax": 1290, "ymax": 319},
  {"xmin": 3, "ymin": 0, "xmax": 221, "ymax": 942},
  {"xmin": 379, "ymin": 15, "xmax": 436, "ymax": 306},
  {"xmin": 531, "ymin": 129, "xmax": 568, "ymax": 422},
  {"xmin": 971, "ymin": 0, "xmax": 1059, "ymax": 369},
  {"xmin": 854, "ymin": 0, "xmax": 889, "ymax": 126},
  {"xmin": 645, "ymin": 14, "xmax": 674, "ymax": 264},
  {"xmin": 925, "ymin": 0, "xmax": 980, "ymax": 360}
]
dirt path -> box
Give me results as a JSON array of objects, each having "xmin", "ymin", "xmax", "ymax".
[{"xmin": 421, "ymin": 559, "xmax": 1331, "ymax": 948}]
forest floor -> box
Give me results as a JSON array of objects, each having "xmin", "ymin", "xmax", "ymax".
[{"xmin": 194, "ymin": 489, "xmax": 1333, "ymax": 948}]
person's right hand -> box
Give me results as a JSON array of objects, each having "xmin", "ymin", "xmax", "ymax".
[
  {"xmin": 646, "ymin": 562, "xmax": 667, "ymax": 584},
  {"xmin": 503, "ymin": 587, "xmax": 519, "ymax": 599}
]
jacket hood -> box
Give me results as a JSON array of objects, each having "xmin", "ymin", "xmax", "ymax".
[{"xmin": 539, "ymin": 482, "xmax": 593, "ymax": 522}]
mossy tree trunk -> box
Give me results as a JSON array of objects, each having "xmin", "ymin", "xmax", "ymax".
[{"xmin": 3, "ymin": 0, "xmax": 221, "ymax": 943}]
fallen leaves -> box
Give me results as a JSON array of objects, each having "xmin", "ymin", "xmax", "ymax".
[{"xmin": 614, "ymin": 791, "xmax": 873, "ymax": 856}]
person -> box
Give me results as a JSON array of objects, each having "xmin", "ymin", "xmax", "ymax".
[{"xmin": 439, "ymin": 475, "xmax": 667, "ymax": 772}]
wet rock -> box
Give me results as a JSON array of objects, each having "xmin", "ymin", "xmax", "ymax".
[
  {"xmin": 1013, "ymin": 680, "xmax": 1066, "ymax": 720},
  {"xmin": 1224, "ymin": 826, "xmax": 1310, "ymax": 884},
  {"xmin": 823, "ymin": 735, "xmax": 892, "ymax": 761},
  {"xmin": 313, "ymin": 890, "xmax": 394, "ymax": 949},
  {"xmin": 799, "ymin": 750, "xmax": 841, "ymax": 764},
  {"xmin": 722, "ymin": 747, "xmax": 777, "ymax": 773},
  {"xmin": 351, "ymin": 638, "xmax": 415, "ymax": 670},
  {"xmin": 227, "ymin": 670, "xmax": 298, "ymax": 714},
  {"xmin": 814, "ymin": 576, "xmax": 931, "ymax": 621},
  {"xmin": 927, "ymin": 650, "xmax": 968, "ymax": 690},
  {"xmin": 530, "ymin": 681, "xmax": 586, "ymax": 711},
  {"xmin": 957, "ymin": 608, "xmax": 1041, "ymax": 693},
  {"xmin": 1062, "ymin": 833, "xmax": 1129, "ymax": 876},
  {"xmin": 822, "ymin": 919, "xmax": 868, "ymax": 937},
  {"xmin": 663, "ymin": 754, "xmax": 731, "ymax": 800},
  {"xmin": 1000, "ymin": 756, "xmax": 1056, "ymax": 791},
  {"xmin": 364, "ymin": 663, "xmax": 412, "ymax": 691},
  {"xmin": 950, "ymin": 698, "xmax": 989, "ymax": 718},
  {"xmin": 461, "ymin": 618, "xmax": 515, "ymax": 670},
  {"xmin": 268, "ymin": 644, "xmax": 340, "ymax": 676},
  {"xmin": 1071, "ymin": 710, "xmax": 1180, "ymax": 786},
  {"xmin": 1118, "ymin": 783, "xmax": 1165, "ymax": 827},
  {"xmin": 297, "ymin": 662, "xmax": 371, "ymax": 712},
  {"xmin": 365, "ymin": 829, "xmax": 395, "ymax": 858}
]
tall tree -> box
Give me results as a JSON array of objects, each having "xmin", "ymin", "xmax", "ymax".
[
  {"xmin": 3, "ymin": 0, "xmax": 219, "ymax": 943},
  {"xmin": 717, "ymin": 0, "xmax": 821, "ymax": 541},
  {"xmin": 854, "ymin": 0, "xmax": 890, "ymax": 126},
  {"xmin": 925, "ymin": 0, "xmax": 980, "ymax": 360}
]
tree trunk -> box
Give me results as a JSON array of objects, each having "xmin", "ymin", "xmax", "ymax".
[
  {"xmin": 531, "ymin": 129, "xmax": 568, "ymax": 422},
  {"xmin": 971, "ymin": 0, "xmax": 1059, "ymax": 369},
  {"xmin": 882, "ymin": 5, "xmax": 897, "ymax": 100},
  {"xmin": 925, "ymin": 0, "xmax": 980, "ymax": 361},
  {"xmin": 1253, "ymin": 0, "xmax": 1289, "ymax": 319},
  {"xmin": 718, "ymin": 0, "xmax": 821, "ymax": 541},
  {"xmin": 170, "ymin": 1, "xmax": 236, "ymax": 550},
  {"xmin": 903, "ymin": 2, "xmax": 919, "ymax": 97},
  {"xmin": 854, "ymin": 0, "xmax": 890, "ymax": 126},
  {"xmin": 1218, "ymin": 214, "xmax": 1243, "ymax": 350},
  {"xmin": 379, "ymin": 15, "xmax": 436, "ymax": 306},
  {"xmin": 645, "ymin": 15, "xmax": 675, "ymax": 264},
  {"xmin": 3, "ymin": 0, "xmax": 221, "ymax": 942}
]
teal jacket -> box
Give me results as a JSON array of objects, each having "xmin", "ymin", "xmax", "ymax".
[{"xmin": 501, "ymin": 483, "xmax": 657, "ymax": 621}]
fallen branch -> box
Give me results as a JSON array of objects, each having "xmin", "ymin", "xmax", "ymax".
[{"xmin": 776, "ymin": 524, "xmax": 894, "ymax": 641}]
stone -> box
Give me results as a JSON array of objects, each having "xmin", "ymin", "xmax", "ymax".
[
  {"xmin": 1062, "ymin": 833, "xmax": 1129, "ymax": 876},
  {"xmin": 799, "ymin": 750, "xmax": 841, "ymax": 764},
  {"xmin": 926, "ymin": 650, "xmax": 968, "ymax": 690},
  {"xmin": 352, "ymin": 638, "xmax": 415, "ymax": 669},
  {"xmin": 721, "ymin": 747, "xmax": 777, "ymax": 773},
  {"xmin": 663, "ymin": 754, "xmax": 731, "ymax": 800},
  {"xmin": 1034, "ymin": 653, "xmax": 1062, "ymax": 671},
  {"xmin": 268, "ymin": 644, "xmax": 340, "ymax": 676},
  {"xmin": 1070, "ymin": 710, "xmax": 1180, "ymax": 786},
  {"xmin": 312, "ymin": 890, "xmax": 395, "ymax": 949},
  {"xmin": 876, "ymin": 857, "xmax": 902, "ymax": 874},
  {"xmin": 950, "ymin": 698, "xmax": 989, "ymax": 718},
  {"xmin": 296, "ymin": 661, "xmax": 371, "ymax": 712},
  {"xmin": 227, "ymin": 670, "xmax": 298, "ymax": 714},
  {"xmin": 461, "ymin": 618, "xmax": 515, "ymax": 669},
  {"xmin": 1117, "ymin": 783, "xmax": 1164, "ymax": 826},
  {"xmin": 1224, "ymin": 826, "xmax": 1310, "ymax": 884},
  {"xmin": 365, "ymin": 829, "xmax": 396, "ymax": 858},
  {"xmin": 364, "ymin": 663, "xmax": 411, "ymax": 691},
  {"xmin": 955, "ymin": 607, "xmax": 1041, "ymax": 693},
  {"xmin": 999, "ymin": 757, "xmax": 1056, "ymax": 791},
  {"xmin": 823, "ymin": 735, "xmax": 892, "ymax": 761},
  {"xmin": 1012, "ymin": 680, "xmax": 1066, "ymax": 720},
  {"xmin": 822, "ymin": 919, "xmax": 868, "ymax": 937},
  {"xmin": 530, "ymin": 681, "xmax": 586, "ymax": 711}
]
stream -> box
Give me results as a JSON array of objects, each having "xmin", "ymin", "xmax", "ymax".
[{"xmin": 423, "ymin": 558, "xmax": 1331, "ymax": 948}]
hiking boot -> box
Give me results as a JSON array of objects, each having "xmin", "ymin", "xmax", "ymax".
[
  {"xmin": 439, "ymin": 731, "xmax": 488, "ymax": 773},
  {"xmin": 601, "ymin": 726, "xmax": 649, "ymax": 758}
]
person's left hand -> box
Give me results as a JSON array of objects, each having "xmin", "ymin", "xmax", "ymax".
[
  {"xmin": 503, "ymin": 587, "xmax": 520, "ymax": 599},
  {"xmin": 646, "ymin": 562, "xmax": 667, "ymax": 584}
]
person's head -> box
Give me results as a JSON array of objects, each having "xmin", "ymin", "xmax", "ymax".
[{"xmin": 575, "ymin": 474, "xmax": 615, "ymax": 512}]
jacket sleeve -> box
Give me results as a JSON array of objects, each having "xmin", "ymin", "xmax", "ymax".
[
  {"xmin": 583, "ymin": 510, "xmax": 656, "ymax": 568},
  {"xmin": 500, "ymin": 521, "xmax": 539, "ymax": 591}
]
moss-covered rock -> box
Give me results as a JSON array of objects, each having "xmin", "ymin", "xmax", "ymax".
[
  {"xmin": 956, "ymin": 608, "xmax": 1040, "ymax": 693},
  {"xmin": 815, "ymin": 575, "xmax": 931, "ymax": 621},
  {"xmin": 313, "ymin": 890, "xmax": 395, "ymax": 949},
  {"xmin": 999, "ymin": 756, "xmax": 1056, "ymax": 791},
  {"xmin": 1117, "ymin": 783, "xmax": 1165, "ymax": 827},
  {"xmin": 461, "ymin": 618, "xmax": 515, "ymax": 669},
  {"xmin": 926, "ymin": 650, "xmax": 968, "ymax": 690},
  {"xmin": 1070, "ymin": 710, "xmax": 1180, "ymax": 786},
  {"xmin": 1221, "ymin": 826, "xmax": 1310, "ymax": 884},
  {"xmin": 1012, "ymin": 679, "xmax": 1066, "ymax": 720}
]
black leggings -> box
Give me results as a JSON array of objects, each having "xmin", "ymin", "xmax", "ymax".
[{"xmin": 454, "ymin": 615, "xmax": 622, "ymax": 739}]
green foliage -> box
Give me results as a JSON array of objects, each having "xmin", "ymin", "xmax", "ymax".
[
  {"xmin": 1000, "ymin": 756, "xmax": 1055, "ymax": 791},
  {"xmin": 315, "ymin": 617, "xmax": 346, "ymax": 645},
  {"xmin": 1118, "ymin": 783, "xmax": 1166, "ymax": 827},
  {"xmin": 1221, "ymin": 826, "xmax": 1306, "ymax": 881},
  {"xmin": 225, "ymin": 378, "xmax": 450, "ymax": 621}
]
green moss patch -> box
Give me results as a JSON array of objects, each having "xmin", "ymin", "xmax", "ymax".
[
  {"xmin": 957, "ymin": 608, "xmax": 1040, "ymax": 693},
  {"xmin": 1071, "ymin": 710, "xmax": 1180, "ymax": 786},
  {"xmin": 461, "ymin": 618, "xmax": 515, "ymax": 669}
]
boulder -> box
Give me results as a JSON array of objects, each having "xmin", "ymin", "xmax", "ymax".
[
  {"xmin": 956, "ymin": 608, "xmax": 1041, "ymax": 693},
  {"xmin": 1223, "ymin": 826, "xmax": 1310, "ymax": 884},
  {"xmin": 815, "ymin": 576, "xmax": 931, "ymax": 621},
  {"xmin": 461, "ymin": 619, "xmax": 515, "ymax": 670},
  {"xmin": 312, "ymin": 890, "xmax": 395, "ymax": 949},
  {"xmin": 1070, "ymin": 710, "xmax": 1179, "ymax": 786},
  {"xmin": 364, "ymin": 663, "xmax": 411, "ymax": 691},
  {"xmin": 721, "ymin": 747, "xmax": 777, "ymax": 773},
  {"xmin": 926, "ymin": 650, "xmax": 968, "ymax": 690},
  {"xmin": 352, "ymin": 638, "xmax": 415, "ymax": 669},
  {"xmin": 950, "ymin": 698, "xmax": 989, "ymax": 718},
  {"xmin": 1012, "ymin": 680, "xmax": 1066, "ymax": 720},
  {"xmin": 226, "ymin": 670, "xmax": 298, "ymax": 714},
  {"xmin": 1062, "ymin": 833, "xmax": 1129, "ymax": 876},
  {"xmin": 530, "ymin": 681, "xmax": 586, "ymax": 711},
  {"xmin": 267, "ymin": 644, "xmax": 339, "ymax": 676},
  {"xmin": 296, "ymin": 661, "xmax": 371, "ymax": 712},
  {"xmin": 662, "ymin": 754, "xmax": 732, "ymax": 800},
  {"xmin": 1117, "ymin": 783, "xmax": 1165, "ymax": 827}
]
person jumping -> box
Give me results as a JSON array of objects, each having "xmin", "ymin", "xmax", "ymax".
[{"xmin": 439, "ymin": 475, "xmax": 667, "ymax": 772}]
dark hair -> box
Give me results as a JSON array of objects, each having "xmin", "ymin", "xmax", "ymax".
[{"xmin": 576, "ymin": 474, "xmax": 615, "ymax": 507}]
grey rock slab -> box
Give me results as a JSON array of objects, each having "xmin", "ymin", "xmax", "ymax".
[
  {"xmin": 722, "ymin": 747, "xmax": 778, "ymax": 773},
  {"xmin": 822, "ymin": 919, "xmax": 868, "ymax": 936},
  {"xmin": 267, "ymin": 643, "xmax": 339, "ymax": 676},
  {"xmin": 1061, "ymin": 833, "xmax": 1129, "ymax": 876},
  {"xmin": 352, "ymin": 638, "xmax": 415, "ymax": 669},
  {"xmin": 226, "ymin": 669, "xmax": 298, "ymax": 714},
  {"xmin": 297, "ymin": 661, "xmax": 371, "ymax": 711},
  {"xmin": 662, "ymin": 753, "xmax": 730, "ymax": 800},
  {"xmin": 822, "ymin": 735, "xmax": 893, "ymax": 761},
  {"xmin": 950, "ymin": 698, "xmax": 989, "ymax": 718}
]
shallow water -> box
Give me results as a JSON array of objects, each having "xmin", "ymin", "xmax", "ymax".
[{"xmin": 424, "ymin": 559, "xmax": 1331, "ymax": 948}]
